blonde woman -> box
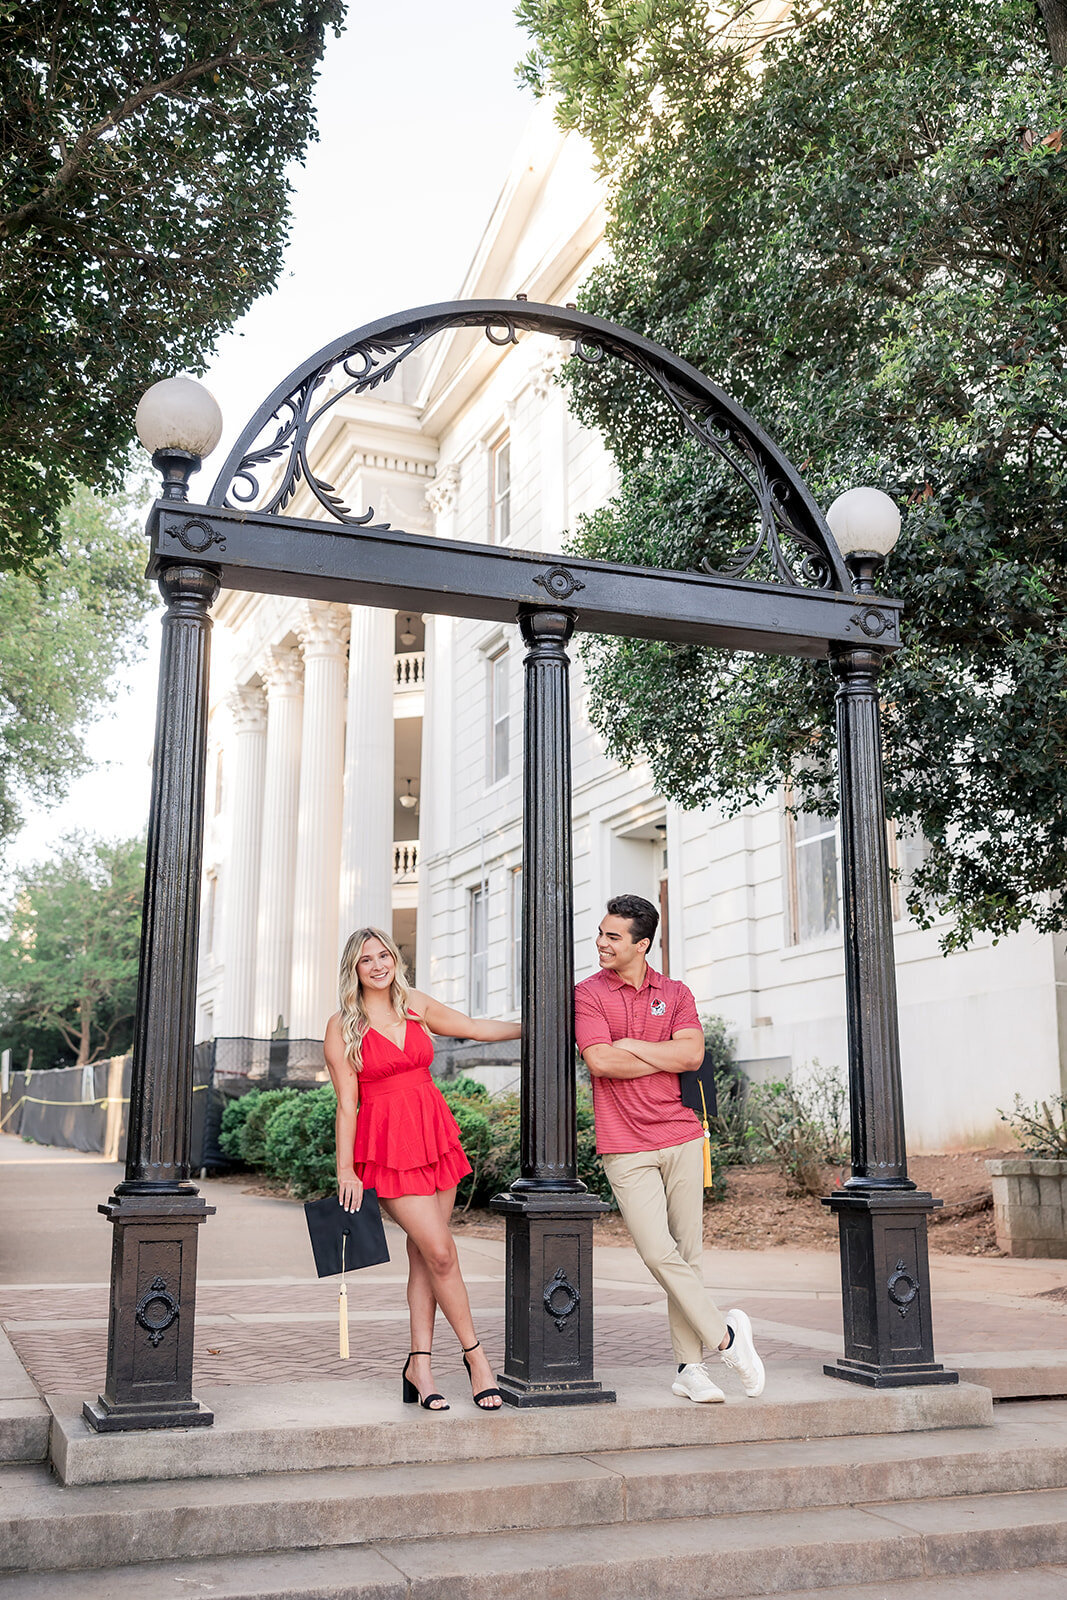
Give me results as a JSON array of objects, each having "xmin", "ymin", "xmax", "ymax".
[{"xmin": 324, "ymin": 926, "xmax": 520, "ymax": 1412}]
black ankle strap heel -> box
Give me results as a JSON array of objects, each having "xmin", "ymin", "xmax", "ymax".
[
  {"xmin": 461, "ymin": 1341, "xmax": 502, "ymax": 1411},
  {"xmin": 402, "ymin": 1350, "xmax": 449, "ymax": 1410}
]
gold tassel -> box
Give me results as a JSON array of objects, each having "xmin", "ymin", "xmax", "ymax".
[
  {"xmin": 698, "ymin": 1081, "xmax": 714, "ymax": 1190},
  {"xmin": 338, "ymin": 1234, "xmax": 350, "ymax": 1360}
]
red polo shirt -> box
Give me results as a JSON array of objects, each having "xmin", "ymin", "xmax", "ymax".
[{"xmin": 575, "ymin": 964, "xmax": 703, "ymax": 1154}]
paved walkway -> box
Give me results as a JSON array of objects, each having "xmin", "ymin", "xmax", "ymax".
[{"xmin": 3, "ymin": 1133, "xmax": 1067, "ymax": 1402}]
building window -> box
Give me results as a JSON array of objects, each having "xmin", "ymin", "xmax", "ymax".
[
  {"xmin": 508, "ymin": 866, "xmax": 523, "ymax": 1011},
  {"xmin": 789, "ymin": 805, "xmax": 840, "ymax": 943},
  {"xmin": 487, "ymin": 647, "xmax": 509, "ymax": 785},
  {"xmin": 890, "ymin": 824, "xmax": 932, "ymax": 921},
  {"xmin": 490, "ymin": 436, "xmax": 511, "ymax": 545},
  {"xmin": 205, "ymin": 873, "xmax": 218, "ymax": 957},
  {"xmin": 469, "ymin": 886, "xmax": 488, "ymax": 1017}
]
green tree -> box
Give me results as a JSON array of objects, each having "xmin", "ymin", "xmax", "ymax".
[
  {"xmin": 0, "ymin": 484, "xmax": 153, "ymax": 844},
  {"xmin": 0, "ymin": 1, "xmax": 344, "ymax": 571},
  {"xmin": 518, "ymin": 0, "xmax": 1067, "ymax": 949},
  {"xmin": 0, "ymin": 834, "xmax": 145, "ymax": 1066}
]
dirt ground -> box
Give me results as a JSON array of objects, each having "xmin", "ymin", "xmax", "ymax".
[{"xmin": 449, "ymin": 1149, "xmax": 1012, "ymax": 1257}]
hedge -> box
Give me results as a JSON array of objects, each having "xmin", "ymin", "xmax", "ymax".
[{"xmin": 216, "ymin": 1072, "xmax": 614, "ymax": 1205}]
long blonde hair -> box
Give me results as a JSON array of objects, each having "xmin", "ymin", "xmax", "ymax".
[{"xmin": 338, "ymin": 926, "xmax": 415, "ymax": 1072}]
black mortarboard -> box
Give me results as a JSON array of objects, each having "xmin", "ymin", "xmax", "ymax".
[{"xmin": 303, "ymin": 1190, "xmax": 391, "ymax": 1278}]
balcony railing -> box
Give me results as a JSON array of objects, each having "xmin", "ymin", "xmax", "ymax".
[
  {"xmin": 393, "ymin": 840, "xmax": 419, "ymax": 883},
  {"xmin": 394, "ymin": 652, "xmax": 425, "ymax": 689}
]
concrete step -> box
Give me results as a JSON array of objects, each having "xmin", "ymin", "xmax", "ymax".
[
  {"xmin": 0, "ymin": 1330, "xmax": 48, "ymax": 1464},
  {"xmin": 48, "ymin": 1363, "xmax": 993, "ymax": 1486},
  {"xmin": 773, "ymin": 1571, "xmax": 1067, "ymax": 1600},
  {"xmin": 4, "ymin": 1486, "xmax": 1067, "ymax": 1599},
  {"xmin": 4, "ymin": 1404, "xmax": 1066, "ymax": 1575}
]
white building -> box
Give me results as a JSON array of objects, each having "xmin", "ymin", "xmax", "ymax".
[{"xmin": 196, "ymin": 102, "xmax": 1067, "ymax": 1149}]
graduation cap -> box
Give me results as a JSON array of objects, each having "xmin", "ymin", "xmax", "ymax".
[{"xmin": 304, "ymin": 1191, "xmax": 390, "ymax": 1359}]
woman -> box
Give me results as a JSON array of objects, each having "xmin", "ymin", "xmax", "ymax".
[{"xmin": 324, "ymin": 925, "xmax": 520, "ymax": 1411}]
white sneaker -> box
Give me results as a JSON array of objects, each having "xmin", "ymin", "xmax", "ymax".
[
  {"xmin": 720, "ymin": 1308, "xmax": 765, "ymax": 1397},
  {"xmin": 671, "ymin": 1362, "xmax": 726, "ymax": 1403}
]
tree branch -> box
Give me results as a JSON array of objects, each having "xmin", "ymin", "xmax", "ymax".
[
  {"xmin": 0, "ymin": 40, "xmax": 279, "ymax": 236},
  {"xmin": 1038, "ymin": 0, "xmax": 1067, "ymax": 68}
]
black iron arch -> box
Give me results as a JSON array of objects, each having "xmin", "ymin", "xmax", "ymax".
[{"xmin": 208, "ymin": 298, "xmax": 852, "ymax": 595}]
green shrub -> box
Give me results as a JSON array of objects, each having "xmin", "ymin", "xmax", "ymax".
[
  {"xmin": 750, "ymin": 1063, "xmax": 849, "ymax": 1198},
  {"xmin": 218, "ymin": 1088, "xmax": 300, "ymax": 1166},
  {"xmin": 262, "ymin": 1084, "xmax": 337, "ymax": 1198},
  {"xmin": 439, "ymin": 1080, "xmax": 495, "ymax": 1208},
  {"xmin": 999, "ymin": 1093, "xmax": 1067, "ymax": 1159}
]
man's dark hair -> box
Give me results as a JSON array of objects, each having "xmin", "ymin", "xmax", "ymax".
[{"xmin": 606, "ymin": 893, "xmax": 659, "ymax": 951}]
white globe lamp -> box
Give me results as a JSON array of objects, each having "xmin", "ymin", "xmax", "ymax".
[
  {"xmin": 826, "ymin": 487, "xmax": 901, "ymax": 592},
  {"xmin": 136, "ymin": 377, "xmax": 224, "ymax": 502}
]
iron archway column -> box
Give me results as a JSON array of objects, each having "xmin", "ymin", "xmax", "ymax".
[
  {"xmin": 85, "ymin": 561, "xmax": 219, "ymax": 1432},
  {"xmin": 491, "ymin": 609, "xmax": 614, "ymax": 1407},
  {"xmin": 824, "ymin": 641, "xmax": 955, "ymax": 1388}
]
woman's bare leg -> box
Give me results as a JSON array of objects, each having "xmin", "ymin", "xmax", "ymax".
[
  {"xmin": 400, "ymin": 1188, "xmax": 457, "ymax": 1400},
  {"xmin": 385, "ymin": 1189, "xmax": 501, "ymax": 1407}
]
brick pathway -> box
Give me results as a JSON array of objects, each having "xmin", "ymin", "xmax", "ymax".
[{"xmin": 3, "ymin": 1285, "xmax": 815, "ymax": 1397}]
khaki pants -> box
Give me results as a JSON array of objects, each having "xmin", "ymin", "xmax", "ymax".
[{"xmin": 602, "ymin": 1136, "xmax": 727, "ymax": 1365}]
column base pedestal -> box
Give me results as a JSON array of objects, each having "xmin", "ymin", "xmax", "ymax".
[
  {"xmin": 86, "ymin": 1187, "xmax": 215, "ymax": 1434},
  {"xmin": 491, "ymin": 1188, "xmax": 615, "ymax": 1408},
  {"xmin": 823, "ymin": 1186, "xmax": 958, "ymax": 1389},
  {"xmin": 82, "ymin": 1395, "xmax": 214, "ymax": 1432}
]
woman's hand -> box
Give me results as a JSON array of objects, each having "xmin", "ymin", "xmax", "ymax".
[{"xmin": 338, "ymin": 1170, "xmax": 364, "ymax": 1213}]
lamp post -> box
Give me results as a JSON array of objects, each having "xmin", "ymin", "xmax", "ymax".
[
  {"xmin": 85, "ymin": 378, "xmax": 224, "ymax": 1432},
  {"xmin": 823, "ymin": 488, "xmax": 955, "ymax": 1388}
]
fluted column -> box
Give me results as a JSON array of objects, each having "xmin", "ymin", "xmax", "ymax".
[
  {"xmin": 491, "ymin": 607, "xmax": 612, "ymax": 1409},
  {"xmin": 339, "ymin": 605, "xmax": 394, "ymax": 943},
  {"xmin": 289, "ymin": 603, "xmax": 349, "ymax": 1038},
  {"xmin": 824, "ymin": 640, "xmax": 953, "ymax": 1389},
  {"xmin": 253, "ymin": 646, "xmax": 304, "ymax": 1037},
  {"xmin": 219, "ymin": 683, "xmax": 267, "ymax": 1036}
]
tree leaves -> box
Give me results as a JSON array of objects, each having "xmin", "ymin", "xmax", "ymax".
[
  {"xmin": 522, "ymin": 0, "xmax": 1067, "ymax": 948},
  {"xmin": 0, "ymin": 1, "xmax": 345, "ymax": 571}
]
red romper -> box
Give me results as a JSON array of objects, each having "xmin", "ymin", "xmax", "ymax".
[{"xmin": 352, "ymin": 1016, "xmax": 472, "ymax": 1199}]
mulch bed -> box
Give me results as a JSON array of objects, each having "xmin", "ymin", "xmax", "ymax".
[{"xmin": 214, "ymin": 1150, "xmax": 1013, "ymax": 1257}]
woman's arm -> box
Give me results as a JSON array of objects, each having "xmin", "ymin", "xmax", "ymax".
[
  {"xmin": 408, "ymin": 987, "xmax": 521, "ymax": 1042},
  {"xmin": 612, "ymin": 1029, "xmax": 705, "ymax": 1073},
  {"xmin": 323, "ymin": 1013, "xmax": 363, "ymax": 1213}
]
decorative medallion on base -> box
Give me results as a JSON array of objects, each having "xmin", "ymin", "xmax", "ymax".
[
  {"xmin": 822, "ymin": 1188, "xmax": 958, "ymax": 1389},
  {"xmin": 491, "ymin": 1191, "xmax": 616, "ymax": 1408}
]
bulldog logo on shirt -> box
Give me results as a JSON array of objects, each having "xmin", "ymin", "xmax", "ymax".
[{"xmin": 650, "ymin": 999, "xmax": 666, "ymax": 1016}]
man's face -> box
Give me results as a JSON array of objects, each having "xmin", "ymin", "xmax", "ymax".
[{"xmin": 595, "ymin": 913, "xmax": 647, "ymax": 971}]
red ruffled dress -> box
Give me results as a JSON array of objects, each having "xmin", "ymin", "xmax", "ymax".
[{"xmin": 352, "ymin": 1016, "xmax": 472, "ymax": 1199}]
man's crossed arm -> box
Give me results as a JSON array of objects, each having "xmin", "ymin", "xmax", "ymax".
[{"xmin": 583, "ymin": 1029, "xmax": 704, "ymax": 1080}]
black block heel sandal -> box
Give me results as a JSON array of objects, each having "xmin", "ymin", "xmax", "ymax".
[
  {"xmin": 402, "ymin": 1351, "xmax": 449, "ymax": 1411},
  {"xmin": 462, "ymin": 1341, "xmax": 502, "ymax": 1410}
]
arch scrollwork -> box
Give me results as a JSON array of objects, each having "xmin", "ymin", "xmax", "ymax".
[{"xmin": 208, "ymin": 300, "xmax": 852, "ymax": 594}]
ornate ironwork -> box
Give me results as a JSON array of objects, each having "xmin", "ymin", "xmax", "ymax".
[
  {"xmin": 533, "ymin": 564, "xmax": 585, "ymax": 601},
  {"xmin": 208, "ymin": 301, "xmax": 852, "ymax": 594},
  {"xmin": 887, "ymin": 1258, "xmax": 919, "ymax": 1318},
  {"xmin": 175, "ymin": 517, "xmax": 226, "ymax": 556},
  {"xmin": 135, "ymin": 1275, "xmax": 179, "ymax": 1347},
  {"xmin": 543, "ymin": 1266, "xmax": 581, "ymax": 1332}
]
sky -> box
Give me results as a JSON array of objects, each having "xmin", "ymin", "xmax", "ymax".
[{"xmin": 9, "ymin": 2, "xmax": 536, "ymax": 873}]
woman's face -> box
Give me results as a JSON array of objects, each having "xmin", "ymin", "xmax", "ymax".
[{"xmin": 357, "ymin": 937, "xmax": 396, "ymax": 993}]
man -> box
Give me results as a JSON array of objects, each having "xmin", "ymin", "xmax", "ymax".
[{"xmin": 575, "ymin": 893, "xmax": 764, "ymax": 1403}]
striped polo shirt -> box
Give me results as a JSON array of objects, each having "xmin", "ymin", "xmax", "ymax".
[{"xmin": 574, "ymin": 964, "xmax": 703, "ymax": 1155}]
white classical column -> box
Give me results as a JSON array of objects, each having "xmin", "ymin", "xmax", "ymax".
[
  {"xmin": 289, "ymin": 603, "xmax": 350, "ymax": 1039},
  {"xmin": 253, "ymin": 645, "xmax": 305, "ymax": 1038},
  {"xmin": 339, "ymin": 605, "xmax": 395, "ymax": 943},
  {"xmin": 219, "ymin": 683, "xmax": 267, "ymax": 1036},
  {"xmin": 415, "ymin": 612, "xmax": 452, "ymax": 990}
]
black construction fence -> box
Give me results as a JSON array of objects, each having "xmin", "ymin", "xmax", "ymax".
[{"xmin": 0, "ymin": 1037, "xmax": 328, "ymax": 1170}]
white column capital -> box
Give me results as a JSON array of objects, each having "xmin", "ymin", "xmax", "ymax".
[
  {"xmin": 297, "ymin": 601, "xmax": 350, "ymax": 658},
  {"xmin": 425, "ymin": 462, "xmax": 460, "ymax": 517},
  {"xmin": 261, "ymin": 643, "xmax": 304, "ymax": 695},
  {"xmin": 228, "ymin": 681, "xmax": 267, "ymax": 733}
]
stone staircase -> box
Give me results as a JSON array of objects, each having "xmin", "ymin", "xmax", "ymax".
[{"xmin": 4, "ymin": 1366, "xmax": 1067, "ymax": 1598}]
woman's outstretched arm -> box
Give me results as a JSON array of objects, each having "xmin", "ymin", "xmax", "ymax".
[
  {"xmin": 324, "ymin": 1012, "xmax": 363, "ymax": 1212},
  {"xmin": 408, "ymin": 987, "xmax": 521, "ymax": 1042}
]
